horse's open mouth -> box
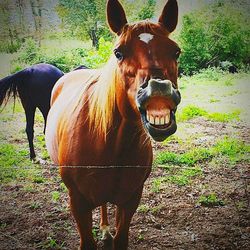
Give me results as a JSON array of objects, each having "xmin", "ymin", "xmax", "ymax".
[{"xmin": 140, "ymin": 97, "xmax": 177, "ymax": 141}]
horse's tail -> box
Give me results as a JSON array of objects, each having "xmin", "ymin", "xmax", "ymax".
[{"xmin": 0, "ymin": 70, "xmax": 24, "ymax": 108}]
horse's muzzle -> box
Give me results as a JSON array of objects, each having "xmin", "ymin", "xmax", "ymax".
[{"xmin": 136, "ymin": 79, "xmax": 181, "ymax": 141}]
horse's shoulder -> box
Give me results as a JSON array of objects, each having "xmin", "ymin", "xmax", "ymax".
[{"xmin": 50, "ymin": 69, "xmax": 97, "ymax": 105}]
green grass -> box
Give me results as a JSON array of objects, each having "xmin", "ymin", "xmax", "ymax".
[
  {"xmin": 155, "ymin": 137, "xmax": 249, "ymax": 167},
  {"xmin": 137, "ymin": 204, "xmax": 163, "ymax": 214},
  {"xmin": 197, "ymin": 193, "xmax": 225, "ymax": 207},
  {"xmin": 36, "ymin": 135, "xmax": 50, "ymax": 160},
  {"xmin": 207, "ymin": 110, "xmax": 240, "ymax": 122},
  {"xmin": 51, "ymin": 191, "xmax": 60, "ymax": 202},
  {"xmin": 212, "ymin": 137, "xmax": 250, "ymax": 163},
  {"xmin": 151, "ymin": 166, "xmax": 202, "ymax": 191},
  {"xmin": 152, "ymin": 137, "xmax": 249, "ymax": 190},
  {"xmin": 0, "ymin": 143, "xmax": 43, "ymax": 183},
  {"xmin": 155, "ymin": 147, "xmax": 213, "ymax": 166},
  {"xmin": 209, "ymin": 98, "xmax": 220, "ymax": 103},
  {"xmin": 177, "ymin": 104, "xmax": 241, "ymax": 122},
  {"xmin": 177, "ymin": 105, "xmax": 208, "ymax": 122}
]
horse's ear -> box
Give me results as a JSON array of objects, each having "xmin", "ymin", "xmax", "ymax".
[
  {"xmin": 107, "ymin": 0, "xmax": 127, "ymax": 35},
  {"xmin": 158, "ymin": 0, "xmax": 178, "ymax": 33}
]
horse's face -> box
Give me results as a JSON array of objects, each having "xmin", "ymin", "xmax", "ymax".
[{"xmin": 107, "ymin": 0, "xmax": 181, "ymax": 141}]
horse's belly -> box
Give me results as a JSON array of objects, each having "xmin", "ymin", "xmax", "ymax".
[{"xmin": 61, "ymin": 167, "xmax": 151, "ymax": 206}]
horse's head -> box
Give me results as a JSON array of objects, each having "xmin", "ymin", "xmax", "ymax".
[{"xmin": 107, "ymin": 0, "xmax": 181, "ymax": 141}]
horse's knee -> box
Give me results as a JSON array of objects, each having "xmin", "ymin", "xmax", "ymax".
[{"xmin": 26, "ymin": 126, "xmax": 34, "ymax": 134}]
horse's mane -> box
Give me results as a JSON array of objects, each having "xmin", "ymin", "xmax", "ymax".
[
  {"xmin": 87, "ymin": 56, "xmax": 117, "ymax": 139},
  {"xmin": 87, "ymin": 21, "xmax": 169, "ymax": 139}
]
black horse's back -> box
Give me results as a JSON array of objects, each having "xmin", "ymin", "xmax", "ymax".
[
  {"xmin": 20, "ymin": 64, "xmax": 64, "ymax": 114},
  {"xmin": 0, "ymin": 63, "xmax": 64, "ymax": 108}
]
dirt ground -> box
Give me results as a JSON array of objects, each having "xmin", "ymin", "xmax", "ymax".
[{"xmin": 0, "ymin": 115, "xmax": 249, "ymax": 250}]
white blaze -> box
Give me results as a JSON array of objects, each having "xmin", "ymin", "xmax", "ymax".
[{"xmin": 139, "ymin": 33, "xmax": 154, "ymax": 44}]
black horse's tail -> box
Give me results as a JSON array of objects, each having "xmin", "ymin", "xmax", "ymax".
[{"xmin": 0, "ymin": 70, "xmax": 24, "ymax": 108}]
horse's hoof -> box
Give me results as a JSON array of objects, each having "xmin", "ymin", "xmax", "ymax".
[
  {"xmin": 101, "ymin": 226, "xmax": 113, "ymax": 249},
  {"xmin": 31, "ymin": 157, "xmax": 46, "ymax": 165}
]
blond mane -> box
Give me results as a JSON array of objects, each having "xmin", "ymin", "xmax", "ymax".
[{"xmin": 87, "ymin": 56, "xmax": 117, "ymax": 139}]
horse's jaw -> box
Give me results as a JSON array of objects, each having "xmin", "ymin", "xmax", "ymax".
[{"xmin": 136, "ymin": 79, "xmax": 181, "ymax": 142}]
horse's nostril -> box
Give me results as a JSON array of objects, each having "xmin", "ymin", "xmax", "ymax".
[{"xmin": 141, "ymin": 80, "xmax": 148, "ymax": 89}]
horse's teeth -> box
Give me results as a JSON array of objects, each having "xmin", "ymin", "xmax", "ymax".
[
  {"xmin": 160, "ymin": 117, "xmax": 165, "ymax": 125},
  {"xmin": 146, "ymin": 109, "xmax": 171, "ymax": 125},
  {"xmin": 149, "ymin": 116, "xmax": 154, "ymax": 124},
  {"xmin": 165, "ymin": 114, "xmax": 170, "ymax": 124},
  {"xmin": 155, "ymin": 117, "xmax": 160, "ymax": 125}
]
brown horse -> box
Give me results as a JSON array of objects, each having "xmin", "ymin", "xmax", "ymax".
[{"xmin": 45, "ymin": 0, "xmax": 181, "ymax": 249}]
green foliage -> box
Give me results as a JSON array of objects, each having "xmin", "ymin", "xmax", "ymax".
[
  {"xmin": 83, "ymin": 37, "xmax": 113, "ymax": 68},
  {"xmin": 0, "ymin": 40, "xmax": 21, "ymax": 53},
  {"xmin": 138, "ymin": 0, "xmax": 156, "ymax": 20},
  {"xmin": 198, "ymin": 193, "xmax": 225, "ymax": 207},
  {"xmin": 57, "ymin": 0, "xmax": 109, "ymax": 47},
  {"xmin": 179, "ymin": 2, "xmax": 250, "ymax": 74},
  {"xmin": 12, "ymin": 37, "xmax": 113, "ymax": 72},
  {"xmin": 192, "ymin": 67, "xmax": 225, "ymax": 81},
  {"xmin": 18, "ymin": 38, "xmax": 40, "ymax": 64}
]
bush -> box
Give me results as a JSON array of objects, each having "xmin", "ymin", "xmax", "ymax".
[
  {"xmin": 83, "ymin": 37, "xmax": 113, "ymax": 68},
  {"xmin": 179, "ymin": 2, "xmax": 250, "ymax": 75},
  {"xmin": 0, "ymin": 40, "xmax": 21, "ymax": 53},
  {"xmin": 12, "ymin": 37, "xmax": 113, "ymax": 72}
]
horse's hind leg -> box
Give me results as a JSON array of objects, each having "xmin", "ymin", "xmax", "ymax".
[
  {"xmin": 24, "ymin": 106, "xmax": 36, "ymax": 160},
  {"xmin": 69, "ymin": 189, "xmax": 97, "ymax": 250},
  {"xmin": 39, "ymin": 107, "xmax": 49, "ymax": 134},
  {"xmin": 114, "ymin": 186, "xmax": 144, "ymax": 250},
  {"xmin": 100, "ymin": 204, "xmax": 113, "ymax": 248}
]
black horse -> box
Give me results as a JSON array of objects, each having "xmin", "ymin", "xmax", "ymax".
[{"xmin": 0, "ymin": 63, "xmax": 64, "ymax": 160}]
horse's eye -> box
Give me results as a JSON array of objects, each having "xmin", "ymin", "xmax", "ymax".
[
  {"xmin": 175, "ymin": 49, "xmax": 181, "ymax": 59},
  {"xmin": 114, "ymin": 49, "xmax": 123, "ymax": 61}
]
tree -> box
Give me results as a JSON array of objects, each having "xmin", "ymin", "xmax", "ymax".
[
  {"xmin": 57, "ymin": 0, "xmax": 107, "ymax": 48},
  {"xmin": 30, "ymin": 0, "xmax": 43, "ymax": 46},
  {"xmin": 138, "ymin": 0, "xmax": 156, "ymax": 20},
  {"xmin": 179, "ymin": 1, "xmax": 250, "ymax": 74}
]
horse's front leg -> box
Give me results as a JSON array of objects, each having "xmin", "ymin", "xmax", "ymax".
[
  {"xmin": 69, "ymin": 189, "xmax": 97, "ymax": 250},
  {"xmin": 100, "ymin": 204, "xmax": 113, "ymax": 249},
  {"xmin": 114, "ymin": 186, "xmax": 144, "ymax": 250}
]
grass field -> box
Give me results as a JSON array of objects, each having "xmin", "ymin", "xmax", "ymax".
[{"xmin": 0, "ymin": 69, "xmax": 249, "ymax": 249}]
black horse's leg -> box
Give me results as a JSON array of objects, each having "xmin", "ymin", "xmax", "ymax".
[
  {"xmin": 24, "ymin": 106, "xmax": 36, "ymax": 160},
  {"xmin": 40, "ymin": 108, "xmax": 49, "ymax": 135}
]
